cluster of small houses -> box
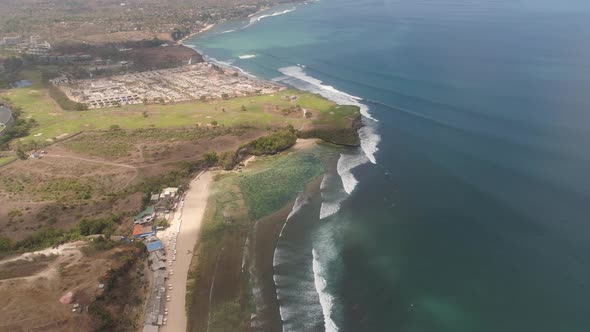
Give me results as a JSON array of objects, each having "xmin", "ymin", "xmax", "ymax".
[
  {"xmin": 0, "ymin": 35, "xmax": 51, "ymax": 56},
  {"xmin": 132, "ymin": 187, "xmax": 181, "ymax": 331}
]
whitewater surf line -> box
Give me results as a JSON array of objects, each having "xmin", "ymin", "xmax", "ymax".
[
  {"xmin": 313, "ymin": 248, "xmax": 339, "ymax": 332},
  {"xmin": 276, "ymin": 66, "xmax": 381, "ymax": 164}
]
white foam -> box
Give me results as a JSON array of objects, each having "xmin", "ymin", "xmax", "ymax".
[
  {"xmin": 247, "ymin": 7, "xmax": 296, "ymax": 27},
  {"xmin": 319, "ymin": 201, "xmax": 342, "ymax": 220},
  {"xmin": 276, "ymin": 66, "xmax": 380, "ymax": 163},
  {"xmin": 337, "ymin": 153, "xmax": 368, "ymax": 194},
  {"xmin": 320, "ymin": 174, "xmax": 331, "ymax": 190},
  {"xmin": 239, "ymin": 54, "xmax": 257, "ymax": 59},
  {"xmin": 277, "ymin": 66, "xmax": 378, "ymax": 122},
  {"xmin": 312, "ymin": 248, "xmax": 339, "ymax": 332},
  {"xmin": 358, "ymin": 125, "xmax": 380, "ymax": 164},
  {"xmin": 221, "ymin": 29, "xmax": 236, "ymax": 34},
  {"xmin": 278, "ymin": 193, "xmax": 308, "ymax": 238},
  {"xmin": 202, "ymin": 54, "xmax": 257, "ymax": 78}
]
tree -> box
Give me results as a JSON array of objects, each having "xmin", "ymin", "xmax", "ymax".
[
  {"xmin": 241, "ymin": 105, "xmax": 247, "ymax": 112},
  {"xmin": 221, "ymin": 93, "xmax": 229, "ymax": 100},
  {"xmin": 74, "ymin": 103, "xmax": 88, "ymax": 111},
  {"xmin": 211, "ymin": 120, "xmax": 218, "ymax": 127},
  {"xmin": 142, "ymin": 110, "xmax": 149, "ymax": 118},
  {"xmin": 16, "ymin": 146, "xmax": 27, "ymax": 160},
  {"xmin": 0, "ymin": 235, "xmax": 12, "ymax": 252},
  {"xmin": 204, "ymin": 150, "xmax": 218, "ymax": 165}
]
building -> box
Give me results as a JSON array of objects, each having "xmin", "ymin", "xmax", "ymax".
[
  {"xmin": 161, "ymin": 187, "xmax": 179, "ymax": 199},
  {"xmin": 134, "ymin": 206, "xmax": 155, "ymax": 224},
  {"xmin": 146, "ymin": 240, "xmax": 163, "ymax": 253},
  {"xmin": 133, "ymin": 224, "xmax": 155, "ymax": 238},
  {"xmin": 144, "ymin": 269, "xmax": 168, "ymax": 327},
  {"xmin": 2, "ymin": 36, "xmax": 22, "ymax": 46}
]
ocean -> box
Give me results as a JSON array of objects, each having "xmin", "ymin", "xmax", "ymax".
[{"xmin": 186, "ymin": 0, "xmax": 590, "ymax": 331}]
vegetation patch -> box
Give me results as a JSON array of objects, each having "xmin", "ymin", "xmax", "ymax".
[
  {"xmin": 241, "ymin": 127, "xmax": 297, "ymax": 156},
  {"xmin": 187, "ymin": 150, "xmax": 325, "ymax": 332},
  {"xmin": 239, "ymin": 152, "xmax": 324, "ymax": 220}
]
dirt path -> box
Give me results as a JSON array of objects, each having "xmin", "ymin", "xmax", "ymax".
[
  {"xmin": 159, "ymin": 171, "xmax": 213, "ymax": 332},
  {"xmin": 45, "ymin": 154, "xmax": 136, "ymax": 169}
]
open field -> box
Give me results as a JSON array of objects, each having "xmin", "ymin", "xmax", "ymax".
[
  {"xmin": 0, "ymin": 68, "xmax": 356, "ymax": 146},
  {"xmin": 0, "ymin": 155, "xmax": 16, "ymax": 166}
]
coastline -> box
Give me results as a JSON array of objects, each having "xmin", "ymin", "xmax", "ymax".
[
  {"xmin": 184, "ymin": 139, "xmax": 335, "ymax": 331},
  {"xmin": 177, "ymin": 5, "xmax": 270, "ymax": 44},
  {"xmin": 251, "ymin": 174, "xmax": 324, "ymax": 331},
  {"xmin": 159, "ymin": 171, "xmax": 213, "ymax": 332}
]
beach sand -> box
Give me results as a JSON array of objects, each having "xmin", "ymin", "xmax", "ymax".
[{"xmin": 159, "ymin": 171, "xmax": 213, "ymax": 332}]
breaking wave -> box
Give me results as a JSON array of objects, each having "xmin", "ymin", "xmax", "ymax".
[
  {"xmin": 200, "ymin": 54, "xmax": 256, "ymax": 78},
  {"xmin": 247, "ymin": 8, "xmax": 296, "ymax": 27},
  {"xmin": 337, "ymin": 153, "xmax": 369, "ymax": 194},
  {"xmin": 279, "ymin": 193, "xmax": 308, "ymax": 238},
  {"xmin": 276, "ymin": 66, "xmax": 380, "ymax": 163},
  {"xmin": 239, "ymin": 54, "xmax": 257, "ymax": 59},
  {"xmin": 313, "ymin": 248, "xmax": 339, "ymax": 332},
  {"xmin": 221, "ymin": 29, "xmax": 236, "ymax": 34}
]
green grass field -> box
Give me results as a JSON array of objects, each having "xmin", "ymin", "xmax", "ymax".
[
  {"xmin": 0, "ymin": 68, "xmax": 357, "ymax": 146},
  {"xmin": 0, "ymin": 156, "xmax": 17, "ymax": 166}
]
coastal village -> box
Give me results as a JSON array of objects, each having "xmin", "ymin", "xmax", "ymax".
[
  {"xmin": 134, "ymin": 185, "xmax": 180, "ymax": 331},
  {"xmin": 54, "ymin": 63, "xmax": 285, "ymax": 109}
]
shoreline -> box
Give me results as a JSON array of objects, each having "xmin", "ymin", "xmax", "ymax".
[
  {"xmin": 159, "ymin": 171, "xmax": 213, "ymax": 332},
  {"xmin": 177, "ymin": 5, "xmax": 269, "ymax": 44},
  {"xmin": 251, "ymin": 174, "xmax": 324, "ymax": 330}
]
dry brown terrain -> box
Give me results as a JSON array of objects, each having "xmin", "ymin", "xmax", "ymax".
[
  {"xmin": 0, "ymin": 0, "xmax": 296, "ymax": 44},
  {"xmin": 0, "ymin": 241, "xmax": 145, "ymax": 331},
  {"xmin": 0, "ymin": 126, "xmax": 267, "ymax": 242}
]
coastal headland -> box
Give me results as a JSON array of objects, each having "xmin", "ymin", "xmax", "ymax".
[{"xmin": 0, "ymin": 37, "xmax": 362, "ymax": 331}]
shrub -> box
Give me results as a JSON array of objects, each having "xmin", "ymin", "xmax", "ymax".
[
  {"xmin": 245, "ymin": 129, "xmax": 297, "ymax": 155},
  {"xmin": 204, "ymin": 151, "xmax": 218, "ymax": 166}
]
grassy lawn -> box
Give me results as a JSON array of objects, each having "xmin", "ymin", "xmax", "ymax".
[
  {"xmin": 0, "ymin": 156, "xmax": 17, "ymax": 167},
  {"xmin": 0, "ymin": 68, "xmax": 357, "ymax": 146}
]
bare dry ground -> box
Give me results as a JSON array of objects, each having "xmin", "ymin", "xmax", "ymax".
[
  {"xmin": 0, "ymin": 241, "xmax": 145, "ymax": 331},
  {"xmin": 0, "ymin": 126, "xmax": 267, "ymax": 242}
]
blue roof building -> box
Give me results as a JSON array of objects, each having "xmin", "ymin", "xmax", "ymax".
[{"xmin": 146, "ymin": 240, "xmax": 163, "ymax": 252}]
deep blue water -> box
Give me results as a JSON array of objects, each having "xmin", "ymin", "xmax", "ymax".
[{"xmin": 188, "ymin": 1, "xmax": 590, "ymax": 331}]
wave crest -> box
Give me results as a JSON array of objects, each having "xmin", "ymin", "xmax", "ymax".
[
  {"xmin": 276, "ymin": 66, "xmax": 380, "ymax": 163},
  {"xmin": 246, "ymin": 7, "xmax": 296, "ymax": 28},
  {"xmin": 313, "ymin": 248, "xmax": 339, "ymax": 332}
]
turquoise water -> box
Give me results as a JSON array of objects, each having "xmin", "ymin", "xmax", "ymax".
[{"xmin": 187, "ymin": 1, "xmax": 590, "ymax": 331}]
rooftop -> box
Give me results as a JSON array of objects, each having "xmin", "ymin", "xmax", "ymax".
[{"xmin": 134, "ymin": 206, "xmax": 155, "ymax": 221}]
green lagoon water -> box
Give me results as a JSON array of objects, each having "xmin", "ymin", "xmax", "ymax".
[{"xmin": 187, "ymin": 0, "xmax": 590, "ymax": 331}]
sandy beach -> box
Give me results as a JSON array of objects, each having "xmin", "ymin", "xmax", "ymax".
[{"xmin": 159, "ymin": 171, "xmax": 212, "ymax": 332}]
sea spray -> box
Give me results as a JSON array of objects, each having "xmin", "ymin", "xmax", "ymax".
[{"xmin": 312, "ymin": 248, "xmax": 339, "ymax": 332}]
